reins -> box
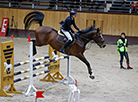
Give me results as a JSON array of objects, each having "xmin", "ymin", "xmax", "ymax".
[{"xmin": 78, "ymin": 35, "xmax": 89, "ymax": 41}]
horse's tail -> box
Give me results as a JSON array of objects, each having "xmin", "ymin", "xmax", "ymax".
[{"xmin": 24, "ymin": 11, "xmax": 44, "ymax": 30}]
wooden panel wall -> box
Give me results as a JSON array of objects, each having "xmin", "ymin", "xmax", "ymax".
[{"xmin": 0, "ymin": 7, "xmax": 138, "ymax": 37}]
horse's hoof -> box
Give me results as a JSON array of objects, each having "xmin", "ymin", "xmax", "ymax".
[{"xmin": 89, "ymin": 75, "xmax": 95, "ymax": 79}]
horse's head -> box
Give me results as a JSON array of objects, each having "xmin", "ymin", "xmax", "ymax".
[
  {"xmin": 92, "ymin": 28, "xmax": 106, "ymax": 48},
  {"xmin": 79, "ymin": 26, "xmax": 106, "ymax": 48}
]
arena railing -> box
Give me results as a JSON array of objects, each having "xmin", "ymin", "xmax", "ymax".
[{"xmin": 0, "ymin": 0, "xmax": 137, "ymax": 14}]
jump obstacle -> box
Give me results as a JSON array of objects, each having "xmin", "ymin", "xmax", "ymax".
[
  {"xmin": 0, "ymin": 41, "xmax": 21, "ymax": 97},
  {"xmin": 68, "ymin": 84, "xmax": 80, "ymax": 102},
  {"xmin": 0, "ymin": 40, "xmax": 74, "ymax": 97},
  {"xmin": 14, "ymin": 56, "xmax": 50, "ymax": 67}
]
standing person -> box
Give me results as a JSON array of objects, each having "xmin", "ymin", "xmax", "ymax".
[
  {"xmin": 131, "ymin": 2, "xmax": 138, "ymax": 13},
  {"xmin": 59, "ymin": 10, "xmax": 81, "ymax": 53},
  {"xmin": 117, "ymin": 32, "xmax": 133, "ymax": 69}
]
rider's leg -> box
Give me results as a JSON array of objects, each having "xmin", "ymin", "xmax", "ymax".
[
  {"xmin": 125, "ymin": 52, "xmax": 133, "ymax": 69},
  {"xmin": 60, "ymin": 40, "xmax": 72, "ymax": 52},
  {"xmin": 60, "ymin": 29, "xmax": 73, "ymax": 53},
  {"xmin": 120, "ymin": 52, "xmax": 125, "ymax": 69}
]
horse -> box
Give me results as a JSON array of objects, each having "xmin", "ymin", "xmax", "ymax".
[{"xmin": 24, "ymin": 11, "xmax": 106, "ymax": 79}]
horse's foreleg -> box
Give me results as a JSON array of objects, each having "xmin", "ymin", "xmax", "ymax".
[
  {"xmin": 76, "ymin": 53, "xmax": 95, "ymax": 79},
  {"xmin": 54, "ymin": 50, "xmax": 57, "ymax": 55}
]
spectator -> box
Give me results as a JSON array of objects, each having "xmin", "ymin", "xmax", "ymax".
[
  {"xmin": 87, "ymin": 0, "xmax": 95, "ymax": 11},
  {"xmin": 62, "ymin": 0, "xmax": 79, "ymax": 10},
  {"xmin": 70, "ymin": 0, "xmax": 80, "ymax": 10},
  {"xmin": 95, "ymin": 0, "xmax": 104, "ymax": 11},
  {"xmin": 11, "ymin": 0, "xmax": 23, "ymax": 7},
  {"xmin": 62, "ymin": 0, "xmax": 70, "ymax": 10},
  {"xmin": 131, "ymin": 2, "xmax": 138, "ymax": 13},
  {"xmin": 87, "ymin": 0, "xmax": 103, "ymax": 11},
  {"xmin": 47, "ymin": 0, "xmax": 56, "ymax": 9},
  {"xmin": 121, "ymin": 0, "xmax": 127, "ymax": 7},
  {"xmin": 82, "ymin": 0, "xmax": 87, "ymax": 7}
]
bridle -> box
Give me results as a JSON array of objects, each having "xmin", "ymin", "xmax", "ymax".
[
  {"xmin": 78, "ymin": 30, "xmax": 105, "ymax": 44},
  {"xmin": 94, "ymin": 33, "xmax": 105, "ymax": 47}
]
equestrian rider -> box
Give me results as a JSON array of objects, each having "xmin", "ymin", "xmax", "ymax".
[
  {"xmin": 59, "ymin": 10, "xmax": 81, "ymax": 53},
  {"xmin": 117, "ymin": 32, "xmax": 133, "ymax": 69}
]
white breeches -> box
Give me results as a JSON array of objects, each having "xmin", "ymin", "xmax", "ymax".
[{"xmin": 61, "ymin": 29, "xmax": 73, "ymax": 41}]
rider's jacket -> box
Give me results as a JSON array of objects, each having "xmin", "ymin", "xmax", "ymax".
[{"xmin": 60, "ymin": 16, "xmax": 80, "ymax": 33}]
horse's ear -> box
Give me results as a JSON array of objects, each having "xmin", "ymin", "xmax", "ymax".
[{"xmin": 97, "ymin": 28, "xmax": 101, "ymax": 33}]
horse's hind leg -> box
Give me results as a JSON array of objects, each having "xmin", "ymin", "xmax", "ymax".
[
  {"xmin": 31, "ymin": 40, "xmax": 37, "ymax": 56},
  {"xmin": 76, "ymin": 53, "xmax": 95, "ymax": 79}
]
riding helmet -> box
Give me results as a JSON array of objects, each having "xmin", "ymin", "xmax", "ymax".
[{"xmin": 70, "ymin": 10, "xmax": 77, "ymax": 16}]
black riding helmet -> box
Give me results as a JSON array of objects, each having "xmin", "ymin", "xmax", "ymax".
[
  {"xmin": 70, "ymin": 10, "xmax": 77, "ymax": 16},
  {"xmin": 121, "ymin": 32, "xmax": 126, "ymax": 36}
]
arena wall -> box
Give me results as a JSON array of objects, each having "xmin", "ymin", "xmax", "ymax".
[{"xmin": 0, "ymin": 7, "xmax": 138, "ymax": 44}]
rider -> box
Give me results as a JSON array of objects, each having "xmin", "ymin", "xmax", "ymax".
[
  {"xmin": 59, "ymin": 10, "xmax": 81, "ymax": 53},
  {"xmin": 117, "ymin": 32, "xmax": 133, "ymax": 69}
]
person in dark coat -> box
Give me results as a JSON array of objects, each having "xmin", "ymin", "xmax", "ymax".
[
  {"xmin": 59, "ymin": 10, "xmax": 81, "ymax": 53},
  {"xmin": 117, "ymin": 32, "xmax": 133, "ymax": 69}
]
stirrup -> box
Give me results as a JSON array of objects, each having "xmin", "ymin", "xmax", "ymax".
[{"xmin": 60, "ymin": 48, "xmax": 65, "ymax": 54}]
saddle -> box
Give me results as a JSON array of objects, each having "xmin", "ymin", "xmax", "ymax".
[{"xmin": 57, "ymin": 30, "xmax": 76, "ymax": 45}]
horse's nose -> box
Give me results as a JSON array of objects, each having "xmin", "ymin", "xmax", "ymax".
[{"xmin": 103, "ymin": 45, "xmax": 106, "ymax": 48}]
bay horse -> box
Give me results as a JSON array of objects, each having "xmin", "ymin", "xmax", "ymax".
[{"xmin": 24, "ymin": 11, "xmax": 106, "ymax": 79}]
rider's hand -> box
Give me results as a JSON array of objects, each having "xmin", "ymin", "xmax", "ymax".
[
  {"xmin": 124, "ymin": 43, "xmax": 126, "ymax": 46},
  {"xmin": 75, "ymin": 32, "xmax": 79, "ymax": 36},
  {"xmin": 78, "ymin": 30, "xmax": 82, "ymax": 33}
]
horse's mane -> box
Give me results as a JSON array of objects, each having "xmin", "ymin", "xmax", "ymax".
[
  {"xmin": 52, "ymin": 26, "xmax": 95, "ymax": 37},
  {"xmin": 79, "ymin": 26, "xmax": 95, "ymax": 35},
  {"xmin": 52, "ymin": 28, "xmax": 58, "ymax": 33}
]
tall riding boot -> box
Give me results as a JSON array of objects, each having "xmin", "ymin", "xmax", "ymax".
[
  {"xmin": 120, "ymin": 62, "xmax": 125, "ymax": 69},
  {"xmin": 127, "ymin": 63, "xmax": 133, "ymax": 69},
  {"xmin": 60, "ymin": 40, "xmax": 71, "ymax": 53}
]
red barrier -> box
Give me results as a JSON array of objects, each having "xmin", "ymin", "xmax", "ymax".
[{"xmin": 0, "ymin": 18, "xmax": 9, "ymax": 37}]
